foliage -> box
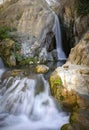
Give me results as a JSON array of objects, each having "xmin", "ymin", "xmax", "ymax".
[
  {"xmin": 14, "ymin": 42, "xmax": 21, "ymax": 51},
  {"xmin": 0, "ymin": 26, "xmax": 11, "ymax": 41},
  {"xmin": 54, "ymin": 78, "xmax": 63, "ymax": 86},
  {"xmin": 76, "ymin": 0, "xmax": 89, "ymax": 16},
  {"xmin": 61, "ymin": 124, "xmax": 70, "ymax": 130},
  {"xmin": 15, "ymin": 54, "xmax": 24, "ymax": 62},
  {"xmin": 20, "ymin": 57, "xmax": 36, "ymax": 65}
]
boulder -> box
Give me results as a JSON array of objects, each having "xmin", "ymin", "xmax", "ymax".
[
  {"xmin": 50, "ymin": 62, "xmax": 89, "ymax": 130},
  {"xmin": 50, "ymin": 62, "xmax": 89, "ymax": 96},
  {"xmin": 35, "ymin": 65, "xmax": 49, "ymax": 74}
]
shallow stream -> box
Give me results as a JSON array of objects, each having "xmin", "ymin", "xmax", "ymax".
[{"xmin": 0, "ymin": 60, "xmax": 69, "ymax": 130}]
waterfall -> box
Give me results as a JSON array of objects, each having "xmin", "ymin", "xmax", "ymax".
[
  {"xmin": 45, "ymin": 0, "xmax": 56, "ymax": 6},
  {"xmin": 53, "ymin": 14, "xmax": 66, "ymax": 60},
  {"xmin": 0, "ymin": 74, "xmax": 69, "ymax": 130},
  {"xmin": 45, "ymin": 0, "xmax": 66, "ymax": 60},
  {"xmin": 45, "ymin": 0, "xmax": 59, "ymax": 6},
  {"xmin": 0, "ymin": 0, "xmax": 3, "ymax": 4},
  {"xmin": 0, "ymin": 58, "xmax": 6, "ymax": 79}
]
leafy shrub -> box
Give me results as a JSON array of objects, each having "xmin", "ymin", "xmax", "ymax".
[
  {"xmin": 15, "ymin": 54, "xmax": 24, "ymax": 62},
  {"xmin": 21, "ymin": 57, "xmax": 36, "ymax": 65},
  {"xmin": 14, "ymin": 42, "xmax": 21, "ymax": 51},
  {"xmin": 0, "ymin": 26, "xmax": 10, "ymax": 41}
]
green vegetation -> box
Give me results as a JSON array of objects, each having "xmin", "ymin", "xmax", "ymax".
[
  {"xmin": 76, "ymin": 0, "xmax": 89, "ymax": 16},
  {"xmin": 61, "ymin": 124, "xmax": 70, "ymax": 130},
  {"xmin": 20, "ymin": 57, "xmax": 37, "ymax": 65},
  {"xmin": 69, "ymin": 112, "xmax": 78, "ymax": 124},
  {"xmin": 0, "ymin": 26, "xmax": 11, "ymax": 41},
  {"xmin": 14, "ymin": 42, "xmax": 21, "ymax": 51},
  {"xmin": 54, "ymin": 78, "xmax": 63, "ymax": 86},
  {"xmin": 15, "ymin": 54, "xmax": 24, "ymax": 62},
  {"xmin": 0, "ymin": 26, "xmax": 17, "ymax": 41}
]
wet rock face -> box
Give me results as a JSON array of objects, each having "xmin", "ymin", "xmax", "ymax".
[
  {"xmin": 66, "ymin": 95, "xmax": 89, "ymax": 130},
  {"xmin": 61, "ymin": 95, "xmax": 89, "ymax": 130}
]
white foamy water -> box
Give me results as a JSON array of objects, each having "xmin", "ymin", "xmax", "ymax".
[
  {"xmin": 0, "ymin": 58, "xmax": 6, "ymax": 79},
  {"xmin": 45, "ymin": 0, "xmax": 66, "ymax": 60},
  {"xmin": 0, "ymin": 74, "xmax": 69, "ymax": 130},
  {"xmin": 45, "ymin": 0, "xmax": 58, "ymax": 6},
  {"xmin": 53, "ymin": 14, "xmax": 66, "ymax": 60},
  {"xmin": 0, "ymin": 0, "xmax": 3, "ymax": 4}
]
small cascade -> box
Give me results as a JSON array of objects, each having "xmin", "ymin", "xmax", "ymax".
[
  {"xmin": 45, "ymin": 0, "xmax": 55, "ymax": 5},
  {"xmin": 53, "ymin": 14, "xmax": 66, "ymax": 60},
  {"xmin": 0, "ymin": 58, "xmax": 6, "ymax": 79},
  {"xmin": 0, "ymin": 0, "xmax": 3, "ymax": 5},
  {"xmin": 45, "ymin": 0, "xmax": 66, "ymax": 61},
  {"xmin": 45, "ymin": 0, "xmax": 58, "ymax": 6},
  {"xmin": 0, "ymin": 74, "xmax": 69, "ymax": 130}
]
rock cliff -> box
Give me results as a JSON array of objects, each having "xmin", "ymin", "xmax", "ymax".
[{"xmin": 0, "ymin": 0, "xmax": 58, "ymax": 66}]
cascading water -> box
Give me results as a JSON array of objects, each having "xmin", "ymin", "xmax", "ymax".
[
  {"xmin": 45, "ymin": 0, "xmax": 56, "ymax": 6},
  {"xmin": 45, "ymin": 0, "xmax": 66, "ymax": 60},
  {"xmin": 53, "ymin": 14, "xmax": 66, "ymax": 61},
  {"xmin": 0, "ymin": 1, "xmax": 69, "ymax": 129},
  {"xmin": 45, "ymin": 0, "xmax": 59, "ymax": 6},
  {"xmin": 0, "ymin": 58, "xmax": 6, "ymax": 79},
  {"xmin": 0, "ymin": 0, "xmax": 3, "ymax": 5},
  {"xmin": 0, "ymin": 74, "xmax": 69, "ymax": 130}
]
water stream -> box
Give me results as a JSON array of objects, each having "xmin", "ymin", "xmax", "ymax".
[
  {"xmin": 0, "ymin": 1, "xmax": 68, "ymax": 129},
  {"xmin": 46, "ymin": 0, "xmax": 66, "ymax": 60},
  {"xmin": 0, "ymin": 59, "xmax": 69, "ymax": 130},
  {"xmin": 53, "ymin": 14, "xmax": 66, "ymax": 60},
  {"xmin": 0, "ymin": 58, "xmax": 6, "ymax": 80},
  {"xmin": 0, "ymin": 0, "xmax": 3, "ymax": 5}
]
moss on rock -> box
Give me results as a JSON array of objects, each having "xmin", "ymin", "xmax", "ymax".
[
  {"xmin": 61, "ymin": 124, "xmax": 72, "ymax": 130},
  {"xmin": 49, "ymin": 71, "xmax": 78, "ymax": 111}
]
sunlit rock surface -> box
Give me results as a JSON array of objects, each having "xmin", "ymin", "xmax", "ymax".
[
  {"xmin": 0, "ymin": 0, "xmax": 61, "ymax": 64},
  {"xmin": 35, "ymin": 65, "xmax": 49, "ymax": 74},
  {"xmin": 57, "ymin": 63, "xmax": 89, "ymax": 95},
  {"xmin": 68, "ymin": 32, "xmax": 89, "ymax": 66}
]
